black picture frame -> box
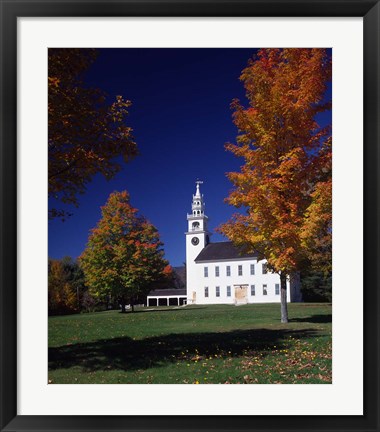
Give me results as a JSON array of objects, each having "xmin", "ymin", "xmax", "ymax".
[{"xmin": 1, "ymin": 1, "xmax": 379, "ymax": 431}]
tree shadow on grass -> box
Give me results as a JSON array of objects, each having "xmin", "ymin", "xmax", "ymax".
[
  {"xmin": 49, "ymin": 328, "xmax": 320, "ymax": 373},
  {"xmin": 290, "ymin": 314, "xmax": 332, "ymax": 324}
]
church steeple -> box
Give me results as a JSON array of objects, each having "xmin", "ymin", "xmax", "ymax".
[
  {"xmin": 186, "ymin": 180, "xmax": 209, "ymax": 242},
  {"xmin": 185, "ymin": 181, "xmax": 210, "ymax": 305}
]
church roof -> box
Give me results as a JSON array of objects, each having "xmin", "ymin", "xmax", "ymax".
[
  {"xmin": 148, "ymin": 288, "xmax": 187, "ymax": 297},
  {"xmin": 195, "ymin": 241, "xmax": 258, "ymax": 262}
]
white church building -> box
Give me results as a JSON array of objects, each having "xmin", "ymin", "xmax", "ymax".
[{"xmin": 185, "ymin": 181, "xmax": 302, "ymax": 305}]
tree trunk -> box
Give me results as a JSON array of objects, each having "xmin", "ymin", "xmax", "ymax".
[
  {"xmin": 76, "ymin": 286, "xmax": 80, "ymax": 311},
  {"xmin": 280, "ymin": 272, "xmax": 289, "ymax": 323},
  {"xmin": 120, "ymin": 297, "xmax": 126, "ymax": 313},
  {"xmin": 131, "ymin": 303, "xmax": 135, "ymax": 313}
]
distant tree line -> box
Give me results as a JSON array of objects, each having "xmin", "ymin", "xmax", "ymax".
[
  {"xmin": 300, "ymin": 269, "xmax": 332, "ymax": 303},
  {"xmin": 48, "ymin": 257, "xmax": 97, "ymax": 315}
]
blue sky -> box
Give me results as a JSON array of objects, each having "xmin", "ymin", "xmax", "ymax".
[{"xmin": 48, "ymin": 48, "xmax": 331, "ymax": 267}]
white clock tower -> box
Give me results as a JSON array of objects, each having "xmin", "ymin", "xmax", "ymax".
[{"xmin": 186, "ymin": 181, "xmax": 210, "ymax": 304}]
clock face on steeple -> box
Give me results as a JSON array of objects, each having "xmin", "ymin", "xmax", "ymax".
[{"xmin": 191, "ymin": 237, "xmax": 199, "ymax": 246}]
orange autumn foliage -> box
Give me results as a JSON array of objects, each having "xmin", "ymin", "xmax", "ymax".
[
  {"xmin": 79, "ymin": 191, "xmax": 170, "ymax": 311},
  {"xmin": 219, "ymin": 49, "xmax": 332, "ymax": 320},
  {"xmin": 48, "ymin": 49, "xmax": 137, "ymax": 220},
  {"xmin": 48, "ymin": 260, "xmax": 78, "ymax": 314}
]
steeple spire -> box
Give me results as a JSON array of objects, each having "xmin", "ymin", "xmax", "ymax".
[
  {"xmin": 190, "ymin": 180, "xmax": 206, "ymax": 217},
  {"xmin": 195, "ymin": 180, "xmax": 203, "ymax": 198}
]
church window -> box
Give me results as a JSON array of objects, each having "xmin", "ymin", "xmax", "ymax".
[
  {"xmin": 204, "ymin": 287, "xmax": 209, "ymax": 297},
  {"xmin": 262, "ymin": 263, "xmax": 267, "ymax": 274},
  {"xmin": 226, "ymin": 266, "xmax": 231, "ymax": 276},
  {"xmin": 197, "ymin": 210, "xmax": 200, "ymax": 215},
  {"xmin": 204, "ymin": 267, "xmax": 208, "ymax": 277},
  {"xmin": 275, "ymin": 284, "xmax": 280, "ymax": 295},
  {"xmin": 250, "ymin": 264, "xmax": 255, "ymax": 275},
  {"xmin": 215, "ymin": 266, "xmax": 219, "ymax": 277},
  {"xmin": 263, "ymin": 284, "xmax": 268, "ymax": 295},
  {"xmin": 251, "ymin": 285, "xmax": 255, "ymax": 296},
  {"xmin": 216, "ymin": 286, "xmax": 220, "ymax": 297},
  {"xmin": 227, "ymin": 286, "xmax": 231, "ymax": 297},
  {"xmin": 238, "ymin": 265, "xmax": 243, "ymax": 276},
  {"xmin": 192, "ymin": 221, "xmax": 199, "ymax": 230}
]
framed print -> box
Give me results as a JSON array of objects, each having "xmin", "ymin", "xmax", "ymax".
[{"xmin": 0, "ymin": 0, "xmax": 379, "ymax": 431}]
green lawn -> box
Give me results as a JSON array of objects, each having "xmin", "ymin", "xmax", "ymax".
[{"xmin": 48, "ymin": 303, "xmax": 332, "ymax": 384}]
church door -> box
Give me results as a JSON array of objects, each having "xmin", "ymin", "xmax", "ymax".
[{"xmin": 234, "ymin": 285, "xmax": 248, "ymax": 305}]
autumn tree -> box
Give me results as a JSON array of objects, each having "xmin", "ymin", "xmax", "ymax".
[
  {"xmin": 300, "ymin": 137, "xmax": 332, "ymax": 276},
  {"xmin": 79, "ymin": 191, "xmax": 170, "ymax": 312},
  {"xmin": 60, "ymin": 256, "xmax": 88, "ymax": 310},
  {"xmin": 219, "ymin": 49, "xmax": 332, "ymax": 322},
  {"xmin": 48, "ymin": 259, "xmax": 78, "ymax": 315},
  {"xmin": 48, "ymin": 49, "xmax": 137, "ymax": 219}
]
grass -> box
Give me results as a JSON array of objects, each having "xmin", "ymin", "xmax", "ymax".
[{"xmin": 48, "ymin": 303, "xmax": 332, "ymax": 384}]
